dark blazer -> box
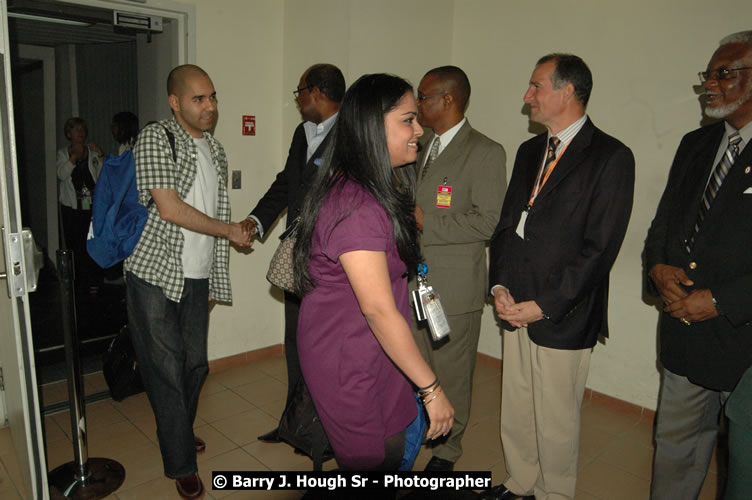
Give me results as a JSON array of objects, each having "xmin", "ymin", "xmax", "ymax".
[
  {"xmin": 645, "ymin": 122, "xmax": 752, "ymax": 391},
  {"xmin": 489, "ymin": 118, "xmax": 635, "ymax": 350},
  {"xmin": 250, "ymin": 122, "xmax": 330, "ymax": 231},
  {"xmin": 414, "ymin": 120, "xmax": 507, "ymax": 315}
]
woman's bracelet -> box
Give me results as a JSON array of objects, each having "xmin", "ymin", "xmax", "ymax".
[
  {"xmin": 422, "ymin": 387, "xmax": 442, "ymax": 406},
  {"xmin": 417, "ymin": 377, "xmax": 439, "ymax": 392},
  {"xmin": 419, "ymin": 384, "xmax": 440, "ymax": 398}
]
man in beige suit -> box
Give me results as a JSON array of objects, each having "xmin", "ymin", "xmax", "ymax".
[{"xmin": 412, "ymin": 65, "xmax": 507, "ymax": 471}]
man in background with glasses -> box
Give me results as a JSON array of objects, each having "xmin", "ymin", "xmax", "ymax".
[
  {"xmin": 411, "ymin": 65, "xmax": 507, "ymax": 472},
  {"xmin": 646, "ymin": 31, "xmax": 752, "ymax": 499},
  {"xmin": 242, "ymin": 63, "xmax": 345, "ymax": 443}
]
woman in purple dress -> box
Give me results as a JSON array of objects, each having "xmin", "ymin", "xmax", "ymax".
[{"xmin": 293, "ymin": 74, "xmax": 454, "ymax": 471}]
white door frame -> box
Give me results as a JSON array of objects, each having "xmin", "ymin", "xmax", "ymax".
[
  {"xmin": 72, "ymin": 0, "xmax": 196, "ymax": 63},
  {"xmin": 0, "ymin": 0, "xmax": 48, "ymax": 495}
]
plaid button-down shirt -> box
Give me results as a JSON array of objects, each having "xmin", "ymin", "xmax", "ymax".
[{"xmin": 125, "ymin": 118, "xmax": 232, "ymax": 303}]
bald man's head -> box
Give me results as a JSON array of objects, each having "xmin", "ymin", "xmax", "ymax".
[
  {"xmin": 166, "ymin": 64, "xmax": 218, "ymax": 137},
  {"xmin": 167, "ymin": 64, "xmax": 210, "ymax": 98}
]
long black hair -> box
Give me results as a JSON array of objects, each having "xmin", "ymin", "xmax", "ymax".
[
  {"xmin": 292, "ymin": 73, "xmax": 421, "ymax": 295},
  {"xmin": 112, "ymin": 111, "xmax": 139, "ymax": 146}
]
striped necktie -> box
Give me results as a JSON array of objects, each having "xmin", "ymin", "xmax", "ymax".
[
  {"xmin": 531, "ymin": 136, "xmax": 560, "ymax": 199},
  {"xmin": 542, "ymin": 136, "xmax": 561, "ymax": 177},
  {"xmin": 421, "ymin": 137, "xmax": 441, "ymax": 180},
  {"xmin": 686, "ymin": 131, "xmax": 742, "ymax": 252}
]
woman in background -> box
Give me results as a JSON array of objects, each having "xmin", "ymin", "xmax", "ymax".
[
  {"xmin": 293, "ymin": 74, "xmax": 454, "ymax": 472},
  {"xmin": 56, "ymin": 117, "xmax": 103, "ymax": 292}
]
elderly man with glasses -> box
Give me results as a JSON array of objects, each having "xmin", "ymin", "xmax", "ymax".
[
  {"xmin": 646, "ymin": 30, "xmax": 752, "ymax": 499},
  {"xmin": 243, "ymin": 63, "xmax": 345, "ymax": 443}
]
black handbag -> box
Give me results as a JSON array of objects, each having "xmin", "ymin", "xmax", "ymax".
[
  {"xmin": 102, "ymin": 325, "xmax": 144, "ymax": 401},
  {"xmin": 278, "ymin": 377, "xmax": 334, "ymax": 470}
]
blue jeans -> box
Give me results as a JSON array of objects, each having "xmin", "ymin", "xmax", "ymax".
[{"xmin": 126, "ymin": 272, "xmax": 209, "ymax": 478}]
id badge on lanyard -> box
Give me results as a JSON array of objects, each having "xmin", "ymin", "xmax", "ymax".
[
  {"xmin": 412, "ymin": 264, "xmax": 451, "ymax": 341},
  {"xmin": 515, "ymin": 208, "xmax": 529, "ymax": 239},
  {"xmin": 517, "ymin": 141, "xmax": 569, "ymax": 239}
]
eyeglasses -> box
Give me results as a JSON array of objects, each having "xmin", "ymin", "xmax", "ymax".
[
  {"xmin": 417, "ymin": 92, "xmax": 447, "ymax": 102},
  {"xmin": 293, "ymin": 85, "xmax": 313, "ymax": 97},
  {"xmin": 698, "ymin": 67, "xmax": 752, "ymax": 83}
]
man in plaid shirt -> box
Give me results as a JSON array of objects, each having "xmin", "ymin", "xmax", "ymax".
[{"xmin": 125, "ymin": 64, "xmax": 251, "ymax": 500}]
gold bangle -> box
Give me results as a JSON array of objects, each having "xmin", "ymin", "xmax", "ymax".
[
  {"xmin": 423, "ymin": 387, "xmax": 442, "ymax": 406},
  {"xmin": 418, "ymin": 383, "xmax": 440, "ymax": 398}
]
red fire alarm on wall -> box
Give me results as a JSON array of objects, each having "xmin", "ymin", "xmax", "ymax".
[{"xmin": 242, "ymin": 115, "xmax": 256, "ymax": 136}]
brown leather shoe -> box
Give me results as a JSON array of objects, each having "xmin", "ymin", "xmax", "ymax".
[
  {"xmin": 176, "ymin": 472, "xmax": 204, "ymax": 499},
  {"xmin": 194, "ymin": 436, "xmax": 206, "ymax": 454}
]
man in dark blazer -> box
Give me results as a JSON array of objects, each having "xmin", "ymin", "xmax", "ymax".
[
  {"xmin": 645, "ymin": 31, "xmax": 752, "ymax": 499},
  {"xmin": 243, "ymin": 64, "xmax": 345, "ymax": 442},
  {"xmin": 411, "ymin": 66, "xmax": 507, "ymax": 472},
  {"xmin": 483, "ymin": 54, "xmax": 634, "ymax": 500}
]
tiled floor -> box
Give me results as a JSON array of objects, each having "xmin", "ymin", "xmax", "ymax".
[{"xmin": 0, "ymin": 353, "xmax": 721, "ymax": 499}]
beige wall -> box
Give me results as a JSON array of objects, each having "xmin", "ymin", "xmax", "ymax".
[{"xmin": 176, "ymin": 0, "xmax": 750, "ymax": 409}]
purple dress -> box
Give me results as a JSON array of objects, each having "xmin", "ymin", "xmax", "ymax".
[{"xmin": 297, "ymin": 180, "xmax": 416, "ymax": 469}]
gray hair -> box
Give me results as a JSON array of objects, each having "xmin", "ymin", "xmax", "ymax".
[{"xmin": 720, "ymin": 31, "xmax": 752, "ymax": 47}]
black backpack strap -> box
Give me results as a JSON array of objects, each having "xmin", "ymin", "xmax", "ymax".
[
  {"xmin": 160, "ymin": 124, "xmax": 177, "ymax": 162},
  {"xmin": 146, "ymin": 124, "xmax": 178, "ymax": 210}
]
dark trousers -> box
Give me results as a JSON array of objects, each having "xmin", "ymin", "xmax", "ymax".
[
  {"xmin": 61, "ymin": 205, "xmax": 100, "ymax": 288},
  {"xmin": 283, "ymin": 292, "xmax": 302, "ymax": 407},
  {"xmin": 126, "ymin": 272, "xmax": 209, "ymax": 478}
]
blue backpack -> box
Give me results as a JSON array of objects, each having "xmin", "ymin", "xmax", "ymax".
[
  {"xmin": 86, "ymin": 150, "xmax": 147, "ymax": 268},
  {"xmin": 87, "ymin": 126, "xmax": 175, "ymax": 268}
]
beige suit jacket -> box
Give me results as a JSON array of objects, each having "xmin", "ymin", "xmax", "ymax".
[{"xmin": 414, "ymin": 119, "xmax": 507, "ymax": 315}]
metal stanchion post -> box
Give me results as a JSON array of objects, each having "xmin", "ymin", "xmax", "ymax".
[{"xmin": 48, "ymin": 249, "xmax": 125, "ymax": 499}]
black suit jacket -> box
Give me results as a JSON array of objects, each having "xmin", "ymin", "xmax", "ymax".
[
  {"xmin": 250, "ymin": 122, "xmax": 330, "ymax": 232},
  {"xmin": 489, "ymin": 118, "xmax": 635, "ymax": 350},
  {"xmin": 645, "ymin": 122, "xmax": 752, "ymax": 391}
]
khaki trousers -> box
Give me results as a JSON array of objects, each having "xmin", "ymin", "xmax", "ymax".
[
  {"xmin": 501, "ymin": 327, "xmax": 591, "ymax": 500},
  {"xmin": 413, "ymin": 310, "xmax": 482, "ymax": 462}
]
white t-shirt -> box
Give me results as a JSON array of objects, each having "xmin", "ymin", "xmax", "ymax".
[{"xmin": 181, "ymin": 137, "xmax": 218, "ymax": 279}]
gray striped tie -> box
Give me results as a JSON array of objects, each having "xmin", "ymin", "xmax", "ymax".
[
  {"xmin": 686, "ymin": 131, "xmax": 742, "ymax": 252},
  {"xmin": 421, "ymin": 137, "xmax": 441, "ymax": 180}
]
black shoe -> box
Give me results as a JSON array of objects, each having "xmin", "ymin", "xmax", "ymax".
[
  {"xmin": 424, "ymin": 456, "xmax": 455, "ymax": 472},
  {"xmin": 257, "ymin": 427, "xmax": 281, "ymax": 442},
  {"xmin": 479, "ymin": 483, "xmax": 533, "ymax": 500}
]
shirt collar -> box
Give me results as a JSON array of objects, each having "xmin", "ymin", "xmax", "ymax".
[
  {"xmin": 304, "ymin": 112, "xmax": 338, "ymax": 141},
  {"xmin": 726, "ymin": 120, "xmax": 752, "ymax": 150},
  {"xmin": 431, "ymin": 117, "xmax": 466, "ymax": 154},
  {"xmin": 548, "ymin": 114, "xmax": 587, "ymax": 155}
]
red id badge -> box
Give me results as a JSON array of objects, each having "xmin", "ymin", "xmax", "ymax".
[{"xmin": 436, "ymin": 185, "xmax": 452, "ymax": 208}]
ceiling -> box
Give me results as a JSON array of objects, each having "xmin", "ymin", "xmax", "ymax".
[{"xmin": 7, "ymin": 0, "xmax": 145, "ymax": 47}]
